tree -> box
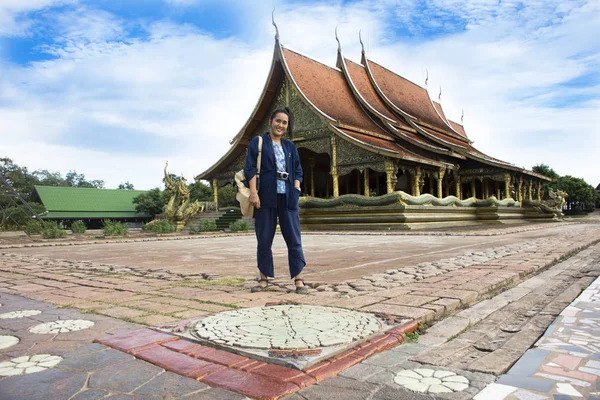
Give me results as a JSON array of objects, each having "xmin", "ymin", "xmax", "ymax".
[
  {"xmin": 133, "ymin": 188, "xmax": 169, "ymax": 218},
  {"xmin": 188, "ymin": 180, "xmax": 212, "ymax": 202},
  {"xmin": 532, "ymin": 164, "xmax": 559, "ymax": 180},
  {"xmin": 65, "ymin": 171, "xmax": 105, "ymax": 188},
  {"xmin": 218, "ymin": 184, "xmax": 236, "ymax": 207},
  {"xmin": 1, "ymin": 157, "xmax": 38, "ymax": 202},
  {"xmin": 553, "ymin": 176, "xmax": 597, "ymax": 212},
  {"xmin": 33, "ymin": 169, "xmax": 67, "ymax": 187},
  {"xmin": 118, "ymin": 181, "xmax": 135, "ymax": 190}
]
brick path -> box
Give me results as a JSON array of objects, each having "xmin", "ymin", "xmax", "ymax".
[{"xmin": 1, "ymin": 221, "xmax": 599, "ymax": 399}]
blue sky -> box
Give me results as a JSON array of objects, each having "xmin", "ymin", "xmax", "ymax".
[{"xmin": 1, "ymin": 0, "xmax": 598, "ymax": 189}]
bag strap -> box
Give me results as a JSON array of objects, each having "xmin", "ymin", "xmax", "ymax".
[{"xmin": 256, "ymin": 136, "xmax": 263, "ymax": 190}]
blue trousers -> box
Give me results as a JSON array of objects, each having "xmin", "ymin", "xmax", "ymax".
[{"xmin": 255, "ymin": 194, "xmax": 306, "ymax": 278}]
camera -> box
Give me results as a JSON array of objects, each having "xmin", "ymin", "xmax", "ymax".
[{"xmin": 277, "ymin": 171, "xmax": 289, "ymax": 180}]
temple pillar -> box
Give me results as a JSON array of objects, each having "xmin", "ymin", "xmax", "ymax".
[
  {"xmin": 309, "ymin": 158, "xmax": 315, "ymax": 197},
  {"xmin": 413, "ymin": 167, "xmax": 422, "ymax": 197},
  {"xmin": 363, "ymin": 169, "xmax": 370, "ymax": 197},
  {"xmin": 527, "ymin": 180, "xmax": 533, "ymax": 201},
  {"xmin": 455, "ymin": 175, "xmax": 461, "ymax": 200},
  {"xmin": 470, "ymin": 179, "xmax": 476, "ymax": 199},
  {"xmin": 331, "ymin": 136, "xmax": 339, "ymax": 198},
  {"xmin": 537, "ymin": 181, "xmax": 542, "ymax": 201},
  {"xmin": 437, "ymin": 168, "xmax": 445, "ymax": 199},
  {"xmin": 212, "ymin": 178, "xmax": 219, "ymax": 209},
  {"xmin": 495, "ymin": 181, "xmax": 500, "ymax": 199},
  {"xmin": 385, "ymin": 160, "xmax": 398, "ymax": 194},
  {"xmin": 517, "ymin": 175, "xmax": 523, "ymax": 205},
  {"xmin": 483, "ymin": 178, "xmax": 489, "ymax": 199},
  {"xmin": 504, "ymin": 173, "xmax": 511, "ymax": 200},
  {"xmin": 444, "ymin": 173, "xmax": 450, "ymax": 197}
]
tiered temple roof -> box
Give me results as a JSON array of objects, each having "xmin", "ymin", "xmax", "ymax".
[{"xmin": 197, "ymin": 33, "xmax": 549, "ymax": 183}]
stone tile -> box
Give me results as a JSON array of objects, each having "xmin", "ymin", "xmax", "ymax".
[
  {"xmin": 200, "ymin": 368, "xmax": 299, "ymax": 399},
  {"xmin": 496, "ymin": 375, "xmax": 555, "ymax": 393},
  {"xmin": 70, "ymin": 389, "xmax": 110, "ymax": 400},
  {"xmin": 295, "ymin": 384, "xmax": 373, "ymax": 400},
  {"xmin": 251, "ymin": 363, "xmax": 305, "ymax": 382},
  {"xmin": 305, "ymin": 356, "xmax": 362, "ymax": 382},
  {"xmin": 552, "ymin": 354, "xmax": 583, "ymax": 370},
  {"xmin": 473, "ymin": 383, "xmax": 518, "ymax": 400},
  {"xmin": 180, "ymin": 387, "xmax": 247, "ymax": 399},
  {"xmin": 507, "ymin": 349, "xmax": 552, "ymax": 377},
  {"xmin": 96, "ymin": 307, "xmax": 148, "ymax": 319},
  {"xmin": 339, "ymin": 363, "xmax": 389, "ymax": 380},
  {"xmin": 361, "ymin": 304, "xmax": 434, "ymax": 322},
  {"xmin": 135, "ymin": 346, "xmax": 216, "ymax": 376},
  {"xmin": 187, "ymin": 347, "xmax": 249, "ymax": 368},
  {"xmin": 133, "ymin": 370, "xmax": 208, "ymax": 397},
  {"xmin": 385, "ymin": 294, "xmax": 439, "ymax": 307},
  {"xmin": 60, "ymin": 348, "xmax": 134, "ymax": 371},
  {"xmin": 131, "ymin": 314, "xmax": 178, "ymax": 326},
  {"xmin": 94, "ymin": 328, "xmax": 178, "ymax": 354},
  {"xmin": 0, "ymin": 368, "xmax": 88, "ymax": 400},
  {"xmin": 88, "ymin": 359, "xmax": 164, "ymax": 392}
]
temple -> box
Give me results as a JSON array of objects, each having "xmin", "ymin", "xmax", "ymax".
[{"xmin": 196, "ymin": 30, "xmax": 552, "ymax": 229}]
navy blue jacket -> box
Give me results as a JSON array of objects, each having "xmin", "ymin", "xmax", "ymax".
[{"xmin": 244, "ymin": 132, "xmax": 303, "ymax": 210}]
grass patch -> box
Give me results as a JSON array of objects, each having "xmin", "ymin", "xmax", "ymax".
[{"xmin": 405, "ymin": 331, "xmax": 419, "ymax": 343}]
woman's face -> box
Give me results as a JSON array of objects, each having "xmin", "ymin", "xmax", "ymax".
[{"xmin": 270, "ymin": 112, "xmax": 289, "ymax": 139}]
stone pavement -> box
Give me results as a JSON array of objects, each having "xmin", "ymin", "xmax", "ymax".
[
  {"xmin": 475, "ymin": 276, "xmax": 600, "ymax": 399},
  {"xmin": 0, "ymin": 221, "xmax": 599, "ymax": 399}
]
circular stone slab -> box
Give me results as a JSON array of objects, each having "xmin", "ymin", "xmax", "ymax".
[
  {"xmin": 0, "ymin": 310, "xmax": 42, "ymax": 319},
  {"xmin": 29, "ymin": 319, "xmax": 95, "ymax": 334},
  {"xmin": 394, "ymin": 369, "xmax": 469, "ymax": 393},
  {"xmin": 192, "ymin": 305, "xmax": 384, "ymax": 350},
  {"xmin": 0, "ymin": 354, "xmax": 63, "ymax": 376},
  {"xmin": 0, "ymin": 335, "xmax": 20, "ymax": 350}
]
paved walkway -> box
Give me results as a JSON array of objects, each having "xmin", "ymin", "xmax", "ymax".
[
  {"xmin": 0, "ymin": 221, "xmax": 599, "ymax": 399},
  {"xmin": 475, "ymin": 275, "xmax": 600, "ymax": 400}
]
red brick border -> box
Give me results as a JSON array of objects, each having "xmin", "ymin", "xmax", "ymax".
[{"xmin": 95, "ymin": 320, "xmax": 418, "ymax": 400}]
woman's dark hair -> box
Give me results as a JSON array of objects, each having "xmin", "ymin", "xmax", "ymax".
[{"xmin": 270, "ymin": 107, "xmax": 294, "ymax": 139}]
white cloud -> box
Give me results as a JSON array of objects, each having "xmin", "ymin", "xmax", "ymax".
[{"xmin": 0, "ymin": 0, "xmax": 599, "ymax": 191}]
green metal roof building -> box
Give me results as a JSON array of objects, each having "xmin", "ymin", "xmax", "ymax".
[{"xmin": 34, "ymin": 186, "xmax": 150, "ymax": 222}]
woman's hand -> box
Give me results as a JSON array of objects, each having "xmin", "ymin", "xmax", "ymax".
[{"xmin": 250, "ymin": 193, "xmax": 260, "ymax": 209}]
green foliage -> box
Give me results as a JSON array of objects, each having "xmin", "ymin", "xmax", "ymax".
[
  {"xmin": 25, "ymin": 220, "xmax": 44, "ymax": 234},
  {"xmin": 41, "ymin": 221, "xmax": 68, "ymax": 239},
  {"xmin": 1, "ymin": 202, "xmax": 46, "ymax": 230},
  {"xmin": 532, "ymin": 163, "xmax": 559, "ymax": 180},
  {"xmin": 142, "ymin": 219, "xmax": 176, "ymax": 233},
  {"xmin": 103, "ymin": 219, "xmax": 128, "ymax": 236},
  {"xmin": 197, "ymin": 219, "xmax": 218, "ymax": 232},
  {"xmin": 133, "ymin": 188, "xmax": 169, "ymax": 218},
  {"xmin": 117, "ymin": 181, "xmax": 135, "ymax": 190},
  {"xmin": 552, "ymin": 175, "xmax": 597, "ymax": 212},
  {"xmin": 405, "ymin": 331, "xmax": 419, "ymax": 343},
  {"xmin": 70, "ymin": 220, "xmax": 87, "ymax": 234},
  {"xmin": 189, "ymin": 180, "xmax": 213, "ymax": 202},
  {"xmin": 218, "ymin": 184, "xmax": 236, "ymax": 207},
  {"xmin": 229, "ymin": 219, "xmax": 251, "ymax": 232}
]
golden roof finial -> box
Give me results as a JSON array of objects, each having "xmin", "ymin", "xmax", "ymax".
[
  {"xmin": 425, "ymin": 69, "xmax": 429, "ymax": 86},
  {"xmin": 335, "ymin": 26, "xmax": 341, "ymax": 53},
  {"xmin": 272, "ymin": 9, "xmax": 280, "ymax": 41},
  {"xmin": 359, "ymin": 30, "xmax": 365, "ymax": 55}
]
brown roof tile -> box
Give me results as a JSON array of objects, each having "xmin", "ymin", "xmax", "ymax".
[
  {"xmin": 448, "ymin": 120, "xmax": 468, "ymax": 138},
  {"xmin": 283, "ymin": 48, "xmax": 390, "ymax": 138},
  {"xmin": 344, "ymin": 59, "xmax": 398, "ymax": 123},
  {"xmin": 367, "ymin": 60, "xmax": 454, "ymax": 132}
]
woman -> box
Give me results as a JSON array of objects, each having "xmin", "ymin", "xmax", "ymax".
[{"xmin": 244, "ymin": 107, "xmax": 308, "ymax": 294}]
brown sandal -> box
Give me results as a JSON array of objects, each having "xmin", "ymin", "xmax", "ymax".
[
  {"xmin": 294, "ymin": 278, "xmax": 309, "ymax": 295},
  {"xmin": 251, "ymin": 278, "xmax": 268, "ymax": 293}
]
